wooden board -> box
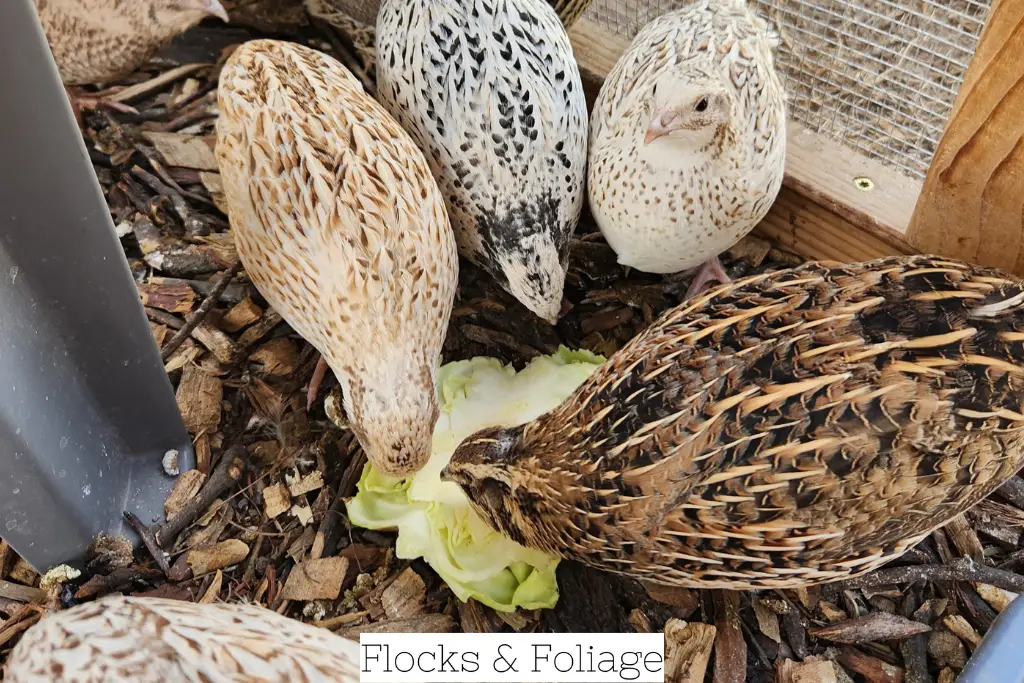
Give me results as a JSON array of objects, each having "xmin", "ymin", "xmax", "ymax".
[{"xmin": 906, "ymin": 0, "xmax": 1024, "ymax": 275}]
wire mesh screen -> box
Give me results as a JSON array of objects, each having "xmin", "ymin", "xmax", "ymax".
[{"xmin": 582, "ymin": 0, "xmax": 991, "ymax": 178}]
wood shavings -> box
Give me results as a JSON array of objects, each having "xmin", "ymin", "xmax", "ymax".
[
  {"xmin": 175, "ymin": 363, "xmax": 222, "ymax": 434},
  {"xmin": 664, "ymin": 619, "xmax": 715, "ymax": 683},
  {"xmin": 808, "ymin": 612, "xmax": 931, "ymax": 644},
  {"xmin": 262, "ymin": 483, "xmax": 291, "ymax": 519},
  {"xmin": 642, "ymin": 581, "xmax": 699, "ymax": 613},
  {"xmin": 777, "ymin": 659, "xmax": 840, "ymax": 683},
  {"xmin": 220, "ymin": 297, "xmax": 263, "ymax": 332},
  {"xmin": 942, "ymin": 615, "xmax": 982, "ymax": 650},
  {"xmin": 250, "ymin": 338, "xmax": 298, "ymax": 375},
  {"xmin": 143, "ymin": 132, "xmax": 218, "ymax": 170},
  {"xmin": 713, "ymin": 591, "xmax": 745, "ymax": 683},
  {"xmin": 380, "ymin": 568, "xmax": 426, "ymax": 620},
  {"xmin": 138, "ymin": 281, "xmax": 196, "ymax": 313},
  {"xmin": 458, "ymin": 599, "xmax": 506, "ymax": 633},
  {"xmin": 200, "ymin": 171, "xmax": 230, "ymax": 214},
  {"xmin": 973, "ymin": 582, "xmax": 1017, "ymax": 612},
  {"xmin": 8, "ymin": 560, "xmax": 37, "ymax": 588},
  {"xmin": 198, "ymin": 569, "xmax": 223, "ymax": 604},
  {"xmin": 191, "ymin": 321, "xmax": 237, "ymax": 364},
  {"xmin": 280, "ymin": 558, "xmax": 350, "ymax": 601},
  {"xmin": 187, "ymin": 539, "xmax": 249, "ymax": 575},
  {"xmin": 629, "ymin": 609, "xmax": 654, "ymax": 633},
  {"xmin": 338, "ymin": 614, "xmax": 454, "ymax": 640},
  {"xmin": 291, "ymin": 504, "xmax": 314, "ymax": 526},
  {"xmin": 150, "ymin": 322, "xmax": 170, "ymax": 349},
  {"xmin": 945, "ymin": 514, "xmax": 984, "ymax": 559},
  {"xmin": 927, "ymin": 629, "xmax": 966, "ymax": 670},
  {"xmin": 287, "ymin": 470, "xmax": 325, "ymax": 497},
  {"xmin": 0, "ymin": 582, "xmax": 44, "ymax": 604},
  {"xmin": 834, "ymin": 647, "xmax": 903, "ymax": 683},
  {"xmin": 164, "ymin": 470, "xmax": 206, "ymax": 519},
  {"xmin": 753, "ymin": 596, "xmax": 782, "ymax": 643},
  {"xmin": 818, "ymin": 601, "xmax": 848, "ymax": 624}
]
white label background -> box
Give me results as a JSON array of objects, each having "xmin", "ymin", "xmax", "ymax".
[{"xmin": 359, "ymin": 633, "xmax": 665, "ymax": 683}]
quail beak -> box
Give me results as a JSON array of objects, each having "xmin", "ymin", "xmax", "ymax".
[
  {"xmin": 643, "ymin": 113, "xmax": 673, "ymax": 145},
  {"xmin": 202, "ymin": 0, "xmax": 230, "ymax": 23},
  {"xmin": 439, "ymin": 464, "xmax": 459, "ymax": 485}
]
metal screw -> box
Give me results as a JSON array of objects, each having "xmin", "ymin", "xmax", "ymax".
[{"xmin": 854, "ymin": 176, "xmax": 874, "ymax": 191}]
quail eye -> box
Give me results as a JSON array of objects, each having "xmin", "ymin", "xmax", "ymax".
[
  {"xmin": 695, "ymin": 97, "xmax": 709, "ymax": 112},
  {"xmin": 652, "ymin": 83, "xmax": 658, "ymax": 95}
]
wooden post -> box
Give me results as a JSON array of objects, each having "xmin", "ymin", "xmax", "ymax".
[{"xmin": 905, "ymin": 0, "xmax": 1024, "ymax": 274}]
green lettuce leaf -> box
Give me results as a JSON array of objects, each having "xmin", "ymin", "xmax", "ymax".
[{"xmin": 346, "ymin": 346, "xmax": 604, "ymax": 612}]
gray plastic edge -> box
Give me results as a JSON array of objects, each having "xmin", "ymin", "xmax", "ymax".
[
  {"xmin": 957, "ymin": 595, "xmax": 1024, "ymax": 683},
  {"xmin": 0, "ymin": 0, "xmax": 195, "ymax": 572}
]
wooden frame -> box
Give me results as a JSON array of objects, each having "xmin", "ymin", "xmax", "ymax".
[
  {"xmin": 905, "ymin": 0, "xmax": 1024, "ymax": 274},
  {"xmin": 335, "ymin": 0, "xmax": 1022, "ymax": 272}
]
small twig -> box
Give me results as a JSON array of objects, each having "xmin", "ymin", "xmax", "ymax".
[
  {"xmin": 132, "ymin": 165, "xmax": 207, "ymax": 235},
  {"xmin": 164, "ymin": 80, "xmax": 220, "ymax": 117},
  {"xmin": 161, "ymin": 259, "xmax": 243, "ymax": 360},
  {"xmin": 143, "ymin": 153, "xmax": 215, "ymax": 207},
  {"xmin": 74, "ymin": 567, "xmax": 164, "ymax": 600},
  {"xmin": 133, "ymin": 80, "xmax": 217, "ymax": 123},
  {"xmin": 738, "ymin": 617, "xmax": 773, "ymax": 672},
  {"xmin": 847, "ymin": 557, "xmax": 1024, "ymax": 594},
  {"xmin": 996, "ymin": 548, "xmax": 1024, "ymax": 571},
  {"xmin": 146, "ymin": 306, "xmax": 185, "ymax": 330},
  {"xmin": 0, "ymin": 604, "xmax": 43, "ymax": 648},
  {"xmin": 118, "ymin": 176, "xmax": 152, "ymax": 214},
  {"xmin": 157, "ymin": 445, "xmax": 249, "ymax": 549},
  {"xmin": 154, "ymin": 276, "xmax": 250, "ymax": 305},
  {"xmin": 0, "ymin": 580, "xmax": 43, "ymax": 604},
  {"xmin": 108, "ymin": 63, "xmax": 208, "ymax": 104},
  {"xmin": 124, "ymin": 510, "xmax": 172, "ymax": 577},
  {"xmin": 157, "ymin": 107, "xmax": 217, "ymax": 134}
]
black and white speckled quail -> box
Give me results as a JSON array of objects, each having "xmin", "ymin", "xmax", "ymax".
[{"xmin": 374, "ymin": 0, "xmax": 588, "ymax": 325}]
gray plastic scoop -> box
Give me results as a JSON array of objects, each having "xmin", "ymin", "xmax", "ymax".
[
  {"xmin": 0, "ymin": 0, "xmax": 195, "ymax": 572},
  {"xmin": 958, "ymin": 595, "xmax": 1024, "ymax": 683}
]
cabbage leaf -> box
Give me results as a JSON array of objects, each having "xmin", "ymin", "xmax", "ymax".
[{"xmin": 346, "ymin": 347, "xmax": 604, "ymax": 612}]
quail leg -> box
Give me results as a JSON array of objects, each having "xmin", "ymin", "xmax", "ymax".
[
  {"xmin": 306, "ymin": 355, "xmax": 330, "ymax": 411},
  {"xmin": 65, "ymin": 87, "xmax": 138, "ymax": 127},
  {"xmin": 683, "ymin": 255, "xmax": 730, "ymax": 300}
]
